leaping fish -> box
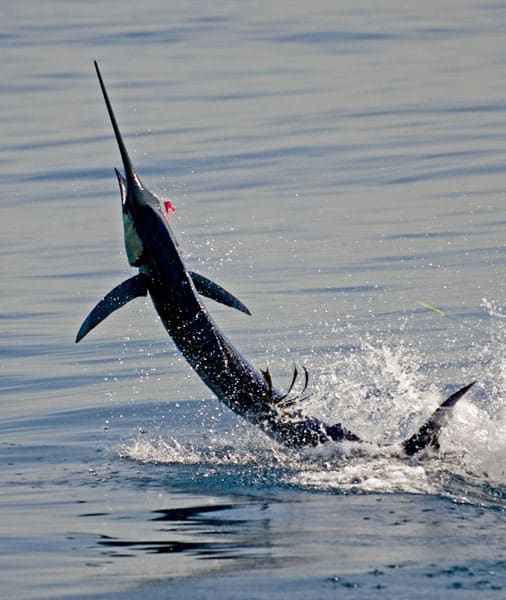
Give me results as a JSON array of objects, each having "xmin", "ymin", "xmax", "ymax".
[{"xmin": 76, "ymin": 62, "xmax": 474, "ymax": 455}]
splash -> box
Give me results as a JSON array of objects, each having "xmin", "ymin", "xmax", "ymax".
[
  {"xmin": 286, "ymin": 457, "xmax": 436, "ymax": 494},
  {"xmin": 121, "ymin": 426, "xmax": 293, "ymax": 468},
  {"xmin": 120, "ymin": 335, "xmax": 505, "ymax": 504},
  {"xmin": 302, "ymin": 341, "xmax": 436, "ymax": 444}
]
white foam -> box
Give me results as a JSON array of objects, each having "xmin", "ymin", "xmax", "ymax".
[{"xmin": 286, "ymin": 458, "xmax": 435, "ymax": 494}]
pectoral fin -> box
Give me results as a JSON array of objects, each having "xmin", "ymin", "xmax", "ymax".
[
  {"xmin": 76, "ymin": 273, "xmax": 148, "ymax": 343},
  {"xmin": 189, "ymin": 271, "xmax": 251, "ymax": 315}
]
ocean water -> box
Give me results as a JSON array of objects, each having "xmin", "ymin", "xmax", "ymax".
[{"xmin": 1, "ymin": 1, "xmax": 506, "ymax": 598}]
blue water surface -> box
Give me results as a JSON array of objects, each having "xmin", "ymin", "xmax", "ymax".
[{"xmin": 1, "ymin": 1, "xmax": 506, "ymax": 598}]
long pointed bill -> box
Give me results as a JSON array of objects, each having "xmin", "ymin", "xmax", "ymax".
[{"xmin": 94, "ymin": 61, "xmax": 142, "ymax": 190}]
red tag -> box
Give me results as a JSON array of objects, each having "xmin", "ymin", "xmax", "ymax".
[{"xmin": 164, "ymin": 200, "xmax": 176, "ymax": 219}]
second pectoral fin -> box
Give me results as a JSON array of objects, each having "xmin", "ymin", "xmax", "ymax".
[
  {"xmin": 189, "ymin": 271, "xmax": 251, "ymax": 315},
  {"xmin": 76, "ymin": 273, "xmax": 149, "ymax": 343}
]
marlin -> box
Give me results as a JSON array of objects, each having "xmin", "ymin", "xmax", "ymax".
[{"xmin": 76, "ymin": 62, "xmax": 475, "ymax": 456}]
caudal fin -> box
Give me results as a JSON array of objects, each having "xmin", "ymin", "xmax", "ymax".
[{"xmin": 401, "ymin": 381, "xmax": 475, "ymax": 456}]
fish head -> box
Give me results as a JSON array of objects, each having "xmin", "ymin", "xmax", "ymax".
[
  {"xmin": 94, "ymin": 61, "xmax": 181, "ymax": 271},
  {"xmin": 115, "ymin": 168, "xmax": 177, "ymax": 267}
]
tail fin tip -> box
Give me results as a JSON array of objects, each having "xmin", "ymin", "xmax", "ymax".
[{"xmin": 402, "ymin": 381, "xmax": 475, "ymax": 456}]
